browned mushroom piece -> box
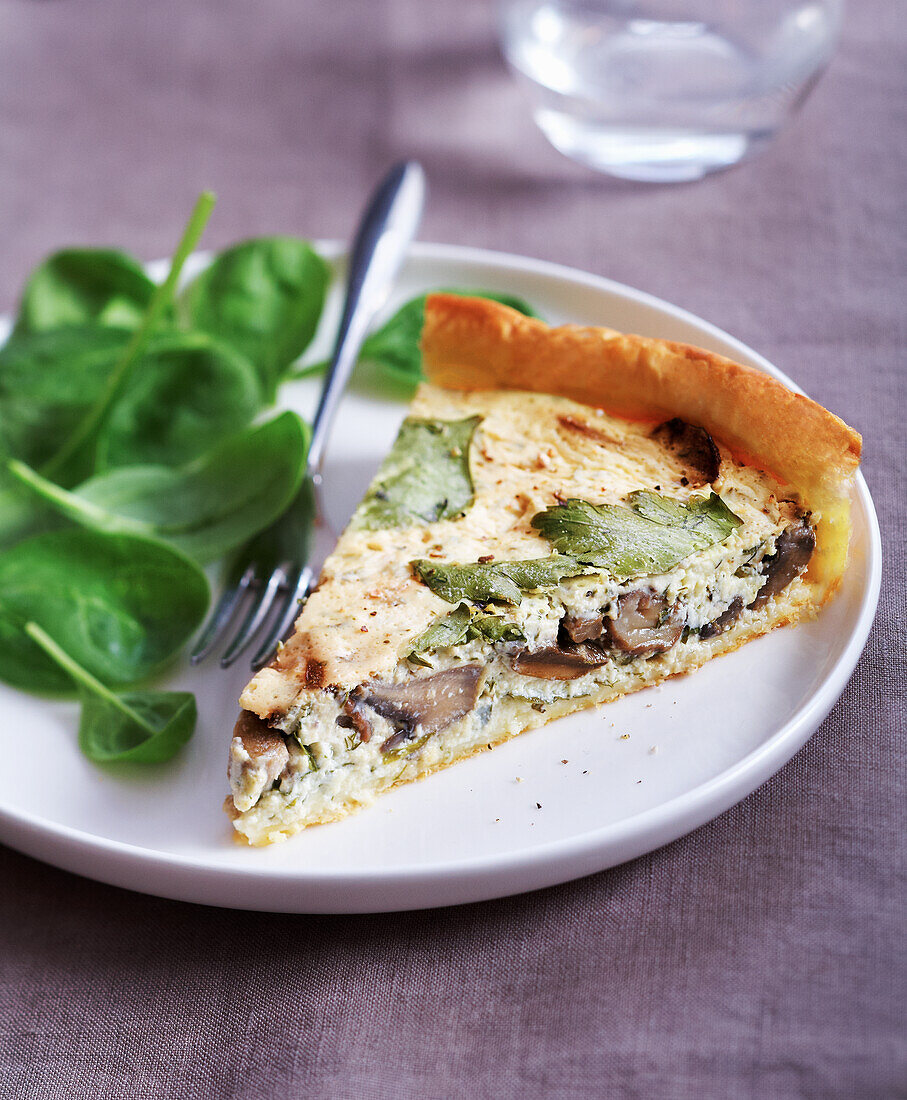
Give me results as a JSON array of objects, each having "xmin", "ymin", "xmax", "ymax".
[
  {"xmin": 652, "ymin": 418, "xmax": 721, "ymax": 486},
  {"xmin": 751, "ymin": 519, "xmax": 816, "ymax": 609},
  {"xmin": 700, "ymin": 597, "xmax": 745, "ymax": 639},
  {"xmin": 336, "ymin": 699, "xmax": 373, "ymax": 743},
  {"xmin": 604, "ymin": 590, "xmax": 685, "ymax": 655},
  {"xmin": 229, "ymin": 711, "xmax": 291, "ymax": 811},
  {"xmin": 358, "ymin": 666, "xmax": 483, "ymax": 754},
  {"xmin": 562, "ymin": 612, "xmax": 605, "ymax": 643},
  {"xmin": 512, "ymin": 644, "xmax": 610, "ymax": 680},
  {"xmin": 232, "ymin": 710, "xmax": 290, "ymax": 781},
  {"xmin": 510, "ymin": 642, "xmax": 606, "ymax": 677}
]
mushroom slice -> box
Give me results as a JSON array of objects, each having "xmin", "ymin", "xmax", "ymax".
[
  {"xmin": 336, "ymin": 699, "xmax": 373, "ymax": 743},
  {"xmin": 652, "ymin": 418, "xmax": 721, "ymax": 486},
  {"xmin": 357, "ymin": 666, "xmax": 483, "ymax": 753},
  {"xmin": 751, "ymin": 519, "xmax": 816, "ymax": 609},
  {"xmin": 562, "ymin": 612, "xmax": 605, "ymax": 643},
  {"xmin": 512, "ymin": 644, "xmax": 610, "ymax": 680},
  {"xmin": 605, "ymin": 590, "xmax": 685, "ymax": 655},
  {"xmin": 700, "ymin": 596, "xmax": 745, "ymax": 639},
  {"xmin": 229, "ymin": 710, "xmax": 290, "ymax": 811}
]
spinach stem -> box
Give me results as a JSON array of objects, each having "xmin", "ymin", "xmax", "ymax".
[
  {"xmin": 7, "ymin": 457, "xmax": 143, "ymax": 534},
  {"xmin": 23, "ymin": 621, "xmax": 154, "ymax": 733},
  {"xmin": 40, "ymin": 191, "xmax": 217, "ymax": 481}
]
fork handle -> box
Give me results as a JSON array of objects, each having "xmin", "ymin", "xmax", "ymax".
[{"xmin": 306, "ymin": 160, "xmax": 426, "ymax": 479}]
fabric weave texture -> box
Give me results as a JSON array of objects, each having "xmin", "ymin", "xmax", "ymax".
[{"xmin": 0, "ymin": 2, "xmax": 903, "ymax": 1097}]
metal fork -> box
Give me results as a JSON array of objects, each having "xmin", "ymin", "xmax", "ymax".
[{"xmin": 190, "ymin": 160, "xmax": 427, "ymax": 669}]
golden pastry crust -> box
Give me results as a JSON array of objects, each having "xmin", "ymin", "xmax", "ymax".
[{"xmin": 420, "ymin": 294, "xmax": 861, "ymax": 597}]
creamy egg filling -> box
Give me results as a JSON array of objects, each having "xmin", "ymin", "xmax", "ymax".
[
  {"xmin": 228, "ymin": 384, "xmax": 826, "ymax": 842},
  {"xmin": 229, "ymin": 515, "xmax": 799, "ymax": 821}
]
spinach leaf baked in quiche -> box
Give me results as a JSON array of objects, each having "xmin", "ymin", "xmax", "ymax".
[{"xmin": 226, "ymin": 294, "xmax": 861, "ymax": 845}]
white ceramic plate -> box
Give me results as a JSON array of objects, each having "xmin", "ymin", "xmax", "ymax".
[{"xmin": 0, "ymin": 243, "xmax": 880, "ymax": 913}]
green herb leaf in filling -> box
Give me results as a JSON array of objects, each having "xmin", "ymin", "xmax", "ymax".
[
  {"xmin": 354, "ymin": 416, "xmax": 480, "ymax": 530},
  {"xmin": 471, "ymin": 614, "xmax": 526, "ymax": 644},
  {"xmin": 627, "ymin": 490, "xmax": 743, "ymax": 541},
  {"xmin": 531, "ymin": 491, "xmax": 742, "ymax": 576},
  {"xmin": 407, "ymin": 602, "xmax": 525, "ymax": 664},
  {"xmin": 411, "ymin": 555, "xmax": 583, "ymax": 606},
  {"xmin": 408, "ymin": 603, "xmax": 474, "ymax": 663}
]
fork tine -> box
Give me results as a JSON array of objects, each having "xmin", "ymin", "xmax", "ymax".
[
  {"xmin": 193, "ymin": 162, "xmax": 424, "ymax": 671},
  {"xmin": 250, "ymin": 564, "xmax": 315, "ymax": 670},
  {"xmin": 190, "ymin": 563, "xmax": 257, "ymax": 664},
  {"xmin": 219, "ymin": 563, "xmax": 292, "ymax": 668}
]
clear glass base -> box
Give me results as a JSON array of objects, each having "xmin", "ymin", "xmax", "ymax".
[
  {"xmin": 534, "ymin": 109, "xmax": 772, "ymax": 182},
  {"xmin": 498, "ymin": 0, "xmax": 842, "ymax": 184}
]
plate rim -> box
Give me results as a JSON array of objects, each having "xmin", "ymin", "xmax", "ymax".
[{"xmin": 0, "ymin": 240, "xmax": 882, "ymax": 911}]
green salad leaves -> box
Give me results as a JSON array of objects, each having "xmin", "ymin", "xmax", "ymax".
[
  {"xmin": 36, "ymin": 192, "xmax": 219, "ymax": 486},
  {"xmin": 95, "ymin": 332, "xmax": 264, "ymax": 469},
  {"xmin": 0, "ymin": 193, "xmax": 540, "ymax": 766},
  {"xmin": 0, "ymin": 326, "xmax": 134, "ymax": 470},
  {"xmin": 15, "ymin": 248, "xmax": 159, "ymax": 335},
  {"xmin": 25, "ymin": 622, "xmax": 197, "ymax": 763},
  {"xmin": 178, "ymin": 237, "xmax": 330, "ymax": 398},
  {"xmin": 8, "ymin": 411, "xmax": 308, "ymax": 563},
  {"xmin": 0, "ymin": 528, "xmax": 208, "ymax": 694}
]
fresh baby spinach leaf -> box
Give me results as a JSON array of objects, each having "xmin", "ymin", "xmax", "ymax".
[
  {"xmin": 95, "ymin": 332, "xmax": 263, "ymax": 469},
  {"xmin": 411, "ymin": 555, "xmax": 583, "ymax": 606},
  {"xmin": 79, "ymin": 689, "xmax": 197, "ymax": 763},
  {"xmin": 0, "ymin": 528, "xmax": 209, "ymax": 694},
  {"xmin": 179, "ymin": 237, "xmax": 329, "ymax": 398},
  {"xmin": 0, "ymin": 327, "xmax": 263, "ymax": 476},
  {"xmin": 39, "ymin": 191, "xmax": 217, "ymax": 485},
  {"xmin": 353, "ymin": 416, "xmax": 480, "ymax": 531},
  {"xmin": 0, "ymin": 439, "xmax": 59, "ymax": 550},
  {"xmin": 233, "ymin": 474, "xmax": 316, "ymax": 578},
  {"xmin": 531, "ymin": 491, "xmax": 742, "ymax": 577},
  {"xmin": 15, "ymin": 249, "xmax": 158, "ymax": 335},
  {"xmin": 0, "ymin": 326, "xmax": 131, "ymax": 470},
  {"xmin": 8, "ymin": 412, "xmax": 309, "ymax": 564},
  {"xmin": 24, "ymin": 621, "xmax": 196, "ymax": 763},
  {"xmin": 0, "ymin": 473, "xmax": 59, "ymax": 552}
]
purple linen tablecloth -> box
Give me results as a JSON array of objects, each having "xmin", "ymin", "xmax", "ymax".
[{"xmin": 0, "ymin": 2, "xmax": 903, "ymax": 1097}]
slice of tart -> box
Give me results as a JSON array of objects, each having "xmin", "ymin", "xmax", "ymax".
[{"xmin": 226, "ymin": 294, "xmax": 861, "ymax": 845}]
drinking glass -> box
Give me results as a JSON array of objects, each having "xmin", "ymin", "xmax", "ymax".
[{"xmin": 497, "ymin": 0, "xmax": 844, "ymax": 182}]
